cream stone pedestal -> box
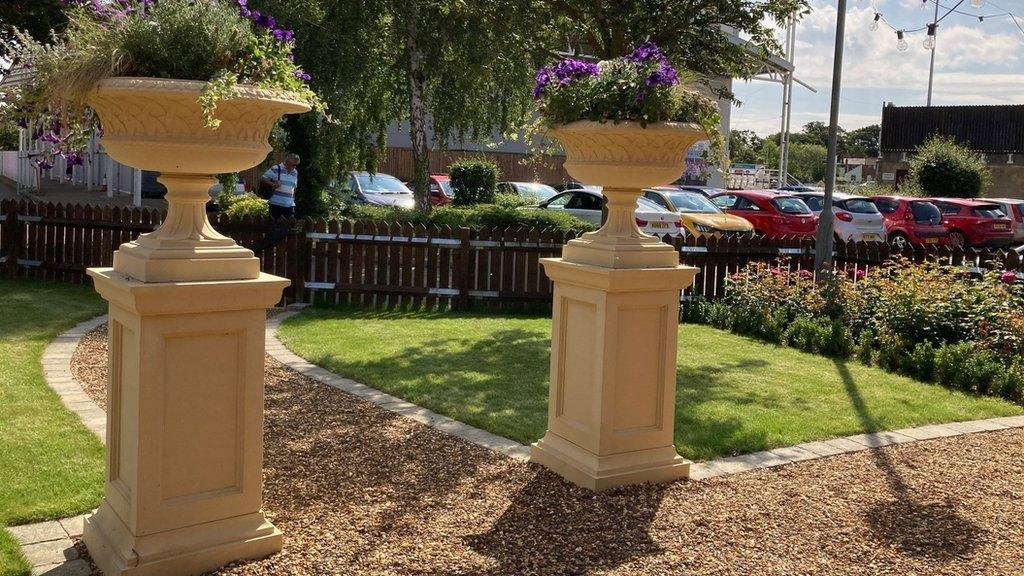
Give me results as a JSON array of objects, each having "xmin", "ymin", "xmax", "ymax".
[
  {"xmin": 532, "ymin": 260, "xmax": 697, "ymax": 491},
  {"xmin": 83, "ymin": 269, "xmax": 288, "ymax": 576},
  {"xmin": 531, "ymin": 120, "xmax": 704, "ymax": 491}
]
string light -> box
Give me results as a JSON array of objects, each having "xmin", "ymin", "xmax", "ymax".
[
  {"xmin": 897, "ymin": 29, "xmax": 909, "ymax": 50},
  {"xmin": 971, "ymin": 0, "xmax": 984, "ymax": 8},
  {"xmin": 871, "ymin": 13, "xmax": 882, "ymax": 30},
  {"xmin": 923, "ymin": 23, "xmax": 937, "ymax": 48}
]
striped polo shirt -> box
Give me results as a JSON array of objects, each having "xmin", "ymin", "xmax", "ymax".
[{"xmin": 263, "ymin": 163, "xmax": 299, "ymax": 208}]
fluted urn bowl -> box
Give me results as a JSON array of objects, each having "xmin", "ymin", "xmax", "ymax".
[
  {"xmin": 85, "ymin": 77, "xmax": 311, "ymax": 283},
  {"xmin": 546, "ymin": 120, "xmax": 708, "ymax": 268}
]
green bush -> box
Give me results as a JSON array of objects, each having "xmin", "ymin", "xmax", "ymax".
[
  {"xmin": 934, "ymin": 343, "xmax": 1000, "ymax": 394},
  {"xmin": 909, "ymin": 135, "xmax": 990, "ymax": 198},
  {"xmin": 680, "ymin": 297, "xmax": 714, "ymax": 324},
  {"xmin": 332, "ymin": 202, "xmax": 595, "ymax": 233},
  {"xmin": 450, "ymin": 159, "xmax": 499, "ymax": 206},
  {"xmin": 783, "ymin": 317, "xmax": 853, "ymax": 357},
  {"xmin": 298, "ymin": 188, "xmax": 346, "ymax": 219},
  {"xmin": 222, "ymin": 193, "xmax": 269, "ymax": 219},
  {"xmin": 901, "ymin": 342, "xmax": 937, "ymax": 382},
  {"xmin": 855, "ymin": 330, "xmax": 874, "ymax": 365},
  {"xmin": 493, "ymin": 194, "xmax": 534, "ymax": 209}
]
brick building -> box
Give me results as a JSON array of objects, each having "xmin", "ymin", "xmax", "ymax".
[{"xmin": 878, "ymin": 104, "xmax": 1024, "ymax": 199}]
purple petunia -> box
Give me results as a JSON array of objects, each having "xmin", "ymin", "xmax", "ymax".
[
  {"xmin": 628, "ymin": 41, "xmax": 669, "ymax": 65},
  {"xmin": 33, "ymin": 157, "xmax": 54, "ymax": 171},
  {"xmin": 294, "ymin": 70, "xmax": 311, "ymax": 82},
  {"xmin": 645, "ymin": 62, "xmax": 679, "ymax": 87},
  {"xmin": 533, "ymin": 58, "xmax": 598, "ymax": 99}
]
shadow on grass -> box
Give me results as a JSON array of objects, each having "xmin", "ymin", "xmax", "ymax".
[{"xmin": 832, "ymin": 360, "xmax": 986, "ymax": 560}]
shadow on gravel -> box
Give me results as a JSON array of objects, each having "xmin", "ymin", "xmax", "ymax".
[
  {"xmin": 833, "ymin": 359, "xmax": 987, "ymax": 560},
  {"xmin": 461, "ymin": 472, "xmax": 667, "ymax": 575}
]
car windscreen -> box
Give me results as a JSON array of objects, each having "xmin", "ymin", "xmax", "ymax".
[
  {"xmin": 437, "ymin": 180, "xmax": 453, "ymax": 197},
  {"xmin": 636, "ymin": 197, "xmax": 671, "ymax": 212},
  {"xmin": 357, "ymin": 174, "xmax": 412, "ymax": 194},
  {"xmin": 667, "ymin": 192, "xmax": 720, "ymax": 213},
  {"xmin": 514, "ymin": 183, "xmax": 558, "ymax": 200},
  {"xmin": 799, "ymin": 195, "xmax": 824, "ymax": 212},
  {"xmin": 837, "ymin": 198, "xmax": 879, "ymax": 214},
  {"xmin": 771, "ymin": 197, "xmax": 812, "ymax": 215},
  {"xmin": 973, "ymin": 205, "xmax": 1005, "ymax": 219},
  {"xmin": 910, "ymin": 202, "xmax": 942, "ymax": 224}
]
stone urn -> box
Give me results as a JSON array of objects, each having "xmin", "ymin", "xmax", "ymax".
[
  {"xmin": 547, "ymin": 120, "xmax": 707, "ymax": 268},
  {"xmin": 86, "ymin": 77, "xmax": 311, "ymax": 282}
]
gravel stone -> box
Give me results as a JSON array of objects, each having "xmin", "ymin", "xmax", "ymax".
[{"xmin": 70, "ymin": 324, "xmax": 1024, "ymax": 575}]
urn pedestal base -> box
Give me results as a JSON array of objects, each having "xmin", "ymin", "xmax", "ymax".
[
  {"xmin": 83, "ymin": 268, "xmax": 288, "ymax": 576},
  {"xmin": 532, "ymin": 259, "xmax": 697, "ymax": 491}
]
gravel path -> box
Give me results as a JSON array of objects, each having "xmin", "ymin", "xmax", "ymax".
[{"xmin": 71, "ymin": 326, "xmax": 1024, "ymax": 575}]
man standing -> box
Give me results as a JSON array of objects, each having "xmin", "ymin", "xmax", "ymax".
[
  {"xmin": 254, "ymin": 153, "xmax": 300, "ymax": 254},
  {"xmin": 261, "ymin": 152, "xmax": 301, "ymax": 219}
]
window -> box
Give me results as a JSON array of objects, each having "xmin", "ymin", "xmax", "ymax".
[
  {"xmin": 545, "ymin": 192, "xmax": 573, "ymax": 208},
  {"xmin": 973, "ymin": 205, "xmax": 1005, "ymax": 219},
  {"xmin": 356, "ymin": 173, "xmax": 412, "ymax": 195},
  {"xmin": 874, "ymin": 199, "xmax": 898, "ymax": 214},
  {"xmin": 800, "ymin": 195, "xmax": 824, "ymax": 212},
  {"xmin": 771, "ymin": 197, "xmax": 812, "ymax": 214},
  {"xmin": 838, "ymin": 199, "xmax": 880, "ymax": 214},
  {"xmin": 667, "ymin": 192, "xmax": 720, "ymax": 214},
  {"xmin": 567, "ymin": 192, "xmax": 603, "ymax": 211},
  {"xmin": 910, "ymin": 202, "xmax": 942, "ymax": 224},
  {"xmin": 934, "ymin": 202, "xmax": 959, "ymax": 215},
  {"xmin": 644, "ymin": 191, "xmax": 669, "ymax": 209},
  {"xmin": 712, "ymin": 195, "xmax": 737, "ymax": 209}
]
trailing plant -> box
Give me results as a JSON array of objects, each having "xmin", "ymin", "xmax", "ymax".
[
  {"xmin": 532, "ymin": 42, "xmax": 726, "ymax": 169},
  {"xmin": 1, "ymin": 0, "xmax": 323, "ymax": 169}
]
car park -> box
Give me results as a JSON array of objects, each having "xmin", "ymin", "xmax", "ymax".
[
  {"xmin": 791, "ymin": 192, "xmax": 885, "ymax": 243},
  {"xmin": 528, "ymin": 189, "xmax": 684, "ymax": 236},
  {"xmin": 870, "ymin": 196, "xmax": 949, "ymax": 249},
  {"xmin": 984, "ymin": 198, "xmax": 1024, "ymax": 244},
  {"xmin": 708, "ymin": 190, "xmax": 817, "ymax": 238},
  {"xmin": 498, "ymin": 181, "xmax": 560, "ymax": 201},
  {"xmin": 642, "ymin": 188, "xmax": 754, "ymax": 238},
  {"xmin": 927, "ymin": 197, "xmax": 1014, "ymax": 249},
  {"xmin": 345, "ymin": 171, "xmax": 416, "ymax": 208}
]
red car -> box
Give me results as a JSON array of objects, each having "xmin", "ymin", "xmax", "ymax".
[
  {"xmin": 428, "ymin": 174, "xmax": 453, "ymax": 206},
  {"xmin": 709, "ymin": 190, "xmax": 817, "ymax": 237},
  {"xmin": 927, "ymin": 197, "xmax": 1014, "ymax": 249},
  {"xmin": 870, "ymin": 196, "xmax": 949, "ymax": 249}
]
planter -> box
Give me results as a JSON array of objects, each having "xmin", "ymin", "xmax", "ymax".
[
  {"xmin": 547, "ymin": 120, "xmax": 706, "ymax": 268},
  {"xmin": 86, "ymin": 77, "xmax": 310, "ymax": 282}
]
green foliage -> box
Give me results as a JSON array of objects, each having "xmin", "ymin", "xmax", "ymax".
[
  {"xmin": 855, "ymin": 329, "xmax": 875, "ymax": 365},
  {"xmin": 902, "ymin": 342, "xmax": 937, "ymax": 382},
  {"xmin": 297, "ymin": 188, "xmax": 346, "ymax": 219},
  {"xmin": 0, "ymin": 122, "xmax": 17, "ymax": 151},
  {"xmin": 783, "ymin": 317, "xmax": 854, "ymax": 357},
  {"xmin": 729, "ymin": 129, "xmax": 763, "ymax": 164},
  {"xmin": 493, "ymin": 193, "xmax": 534, "ymax": 209},
  {"xmin": 221, "ymin": 193, "xmax": 270, "ymax": 219},
  {"xmin": 450, "ymin": 159, "xmax": 499, "ymax": 207},
  {"xmin": 787, "ymin": 142, "xmax": 827, "ymax": 184},
  {"xmin": 334, "ymin": 201, "xmax": 595, "ymax": 233},
  {"xmin": 909, "ymin": 135, "xmax": 990, "ymax": 199}
]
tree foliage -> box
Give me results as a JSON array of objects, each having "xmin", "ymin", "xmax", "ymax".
[
  {"xmin": 0, "ymin": 0, "xmax": 69, "ymax": 57},
  {"xmin": 909, "ymin": 135, "xmax": 989, "ymax": 198}
]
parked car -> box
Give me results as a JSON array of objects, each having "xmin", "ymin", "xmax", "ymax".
[
  {"xmin": 791, "ymin": 192, "xmax": 885, "ymax": 243},
  {"xmin": 870, "ymin": 196, "xmax": 949, "ymax": 249},
  {"xmin": 427, "ymin": 174, "xmax": 453, "ymax": 206},
  {"xmin": 344, "ymin": 171, "xmax": 416, "ymax": 209},
  {"xmin": 984, "ymin": 198, "xmax": 1024, "ymax": 244},
  {"xmin": 648, "ymin": 185, "xmax": 725, "ymax": 197},
  {"xmin": 498, "ymin": 181, "xmax": 560, "ymax": 201},
  {"xmin": 927, "ymin": 197, "xmax": 1014, "ymax": 249},
  {"xmin": 528, "ymin": 189, "xmax": 684, "ymax": 236},
  {"xmin": 708, "ymin": 190, "xmax": 817, "ymax": 238},
  {"xmin": 777, "ymin": 184, "xmax": 819, "ymax": 193},
  {"xmin": 642, "ymin": 188, "xmax": 753, "ymax": 238}
]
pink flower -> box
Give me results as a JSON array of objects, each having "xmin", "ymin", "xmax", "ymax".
[
  {"xmin": 770, "ymin": 268, "xmax": 782, "ymax": 276},
  {"xmin": 855, "ymin": 269, "xmax": 866, "ymax": 279},
  {"xmin": 798, "ymin": 269, "xmax": 813, "ymax": 280},
  {"xmin": 1000, "ymin": 271, "xmax": 1017, "ymax": 284}
]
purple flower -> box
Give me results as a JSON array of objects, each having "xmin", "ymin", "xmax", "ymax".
[
  {"xmin": 533, "ymin": 58, "xmax": 598, "ymax": 99},
  {"xmin": 283, "ymin": 29, "xmax": 294, "ymax": 42},
  {"xmin": 40, "ymin": 132, "xmax": 61, "ymax": 144},
  {"xmin": 532, "ymin": 66, "xmax": 553, "ymax": 99},
  {"xmin": 273, "ymin": 28, "xmax": 285, "ymax": 40},
  {"xmin": 628, "ymin": 41, "xmax": 669, "ymax": 64},
  {"xmin": 294, "ymin": 70, "xmax": 311, "ymax": 82},
  {"xmin": 237, "ymin": 0, "xmax": 247, "ymax": 6},
  {"xmin": 1000, "ymin": 271, "xmax": 1017, "ymax": 284},
  {"xmin": 239, "ymin": 6, "xmax": 251, "ymax": 17},
  {"xmin": 62, "ymin": 151, "xmax": 85, "ymax": 166},
  {"xmin": 287, "ymin": 53, "xmax": 295, "ymax": 62},
  {"xmin": 645, "ymin": 62, "xmax": 679, "ymax": 87},
  {"xmin": 33, "ymin": 157, "xmax": 54, "ymax": 171}
]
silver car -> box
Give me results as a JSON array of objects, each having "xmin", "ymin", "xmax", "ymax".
[
  {"xmin": 527, "ymin": 189, "xmax": 684, "ymax": 236},
  {"xmin": 345, "ymin": 171, "xmax": 416, "ymax": 209},
  {"xmin": 793, "ymin": 192, "xmax": 885, "ymax": 243}
]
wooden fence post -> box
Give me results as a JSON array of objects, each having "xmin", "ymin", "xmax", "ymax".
[
  {"xmin": 453, "ymin": 226, "xmax": 472, "ymax": 311},
  {"xmin": 2, "ymin": 200, "xmax": 22, "ymax": 277}
]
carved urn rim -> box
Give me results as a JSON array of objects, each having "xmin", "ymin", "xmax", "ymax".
[
  {"xmin": 545, "ymin": 119, "xmax": 705, "ymax": 137},
  {"xmin": 89, "ymin": 76, "xmax": 312, "ymax": 114}
]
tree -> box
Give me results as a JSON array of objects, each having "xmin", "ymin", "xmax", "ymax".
[
  {"xmin": 787, "ymin": 143, "xmax": 827, "ymax": 183},
  {"xmin": 729, "ymin": 129, "xmax": 762, "ymax": 164},
  {"xmin": 845, "ymin": 124, "xmax": 880, "ymax": 157},
  {"xmin": 545, "ymin": 0, "xmax": 809, "ymax": 98},
  {"xmin": 909, "ymin": 135, "xmax": 989, "ymax": 198},
  {"xmin": 757, "ymin": 138, "xmax": 779, "ymax": 169},
  {"xmin": 0, "ymin": 0, "xmax": 69, "ymax": 57}
]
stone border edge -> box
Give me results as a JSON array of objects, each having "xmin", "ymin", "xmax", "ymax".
[{"xmin": 43, "ymin": 314, "xmax": 109, "ymax": 442}]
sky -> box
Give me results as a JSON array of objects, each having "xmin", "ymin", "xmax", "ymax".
[{"xmin": 730, "ymin": 0, "xmax": 1024, "ymax": 136}]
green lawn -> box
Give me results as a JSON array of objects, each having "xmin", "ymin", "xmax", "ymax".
[
  {"xmin": 0, "ymin": 280, "xmax": 106, "ymax": 576},
  {"xmin": 280, "ymin": 306, "xmax": 1024, "ymax": 462}
]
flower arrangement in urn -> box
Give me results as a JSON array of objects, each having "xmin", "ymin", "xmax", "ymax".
[
  {"xmin": 2, "ymin": 0, "xmax": 319, "ymax": 282},
  {"xmin": 532, "ymin": 43, "xmax": 722, "ymax": 268}
]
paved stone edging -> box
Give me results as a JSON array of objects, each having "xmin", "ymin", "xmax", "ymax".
[
  {"xmin": 267, "ymin": 309, "xmax": 1024, "ymax": 481},
  {"xmin": 43, "ymin": 315, "xmax": 108, "ymax": 442}
]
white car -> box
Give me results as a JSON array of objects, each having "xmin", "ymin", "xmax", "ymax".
[
  {"xmin": 527, "ymin": 189, "xmax": 684, "ymax": 236},
  {"xmin": 792, "ymin": 192, "xmax": 885, "ymax": 243},
  {"xmin": 344, "ymin": 171, "xmax": 416, "ymax": 209}
]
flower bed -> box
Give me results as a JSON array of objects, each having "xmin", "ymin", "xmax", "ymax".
[{"xmin": 683, "ymin": 260, "xmax": 1024, "ymax": 403}]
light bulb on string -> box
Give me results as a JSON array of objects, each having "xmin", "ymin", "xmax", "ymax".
[
  {"xmin": 897, "ymin": 30, "xmax": 909, "ymax": 51},
  {"xmin": 971, "ymin": 0, "xmax": 984, "ymax": 8},
  {"xmin": 923, "ymin": 23, "xmax": 936, "ymax": 49},
  {"xmin": 870, "ymin": 13, "xmax": 881, "ymax": 31}
]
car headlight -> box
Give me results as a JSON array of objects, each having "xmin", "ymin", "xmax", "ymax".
[{"xmin": 694, "ymin": 223, "xmax": 716, "ymax": 233}]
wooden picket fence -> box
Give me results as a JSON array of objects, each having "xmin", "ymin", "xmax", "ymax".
[{"xmin": 2, "ymin": 199, "xmax": 1022, "ymax": 308}]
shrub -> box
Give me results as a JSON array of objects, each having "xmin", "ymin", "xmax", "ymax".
[
  {"xmin": 783, "ymin": 317, "xmax": 853, "ymax": 357},
  {"xmin": 493, "ymin": 194, "xmax": 534, "ymax": 209},
  {"xmin": 909, "ymin": 135, "xmax": 989, "ymax": 198},
  {"xmin": 221, "ymin": 193, "xmax": 269, "ymax": 219},
  {"xmin": 450, "ymin": 159, "xmax": 499, "ymax": 206},
  {"xmin": 901, "ymin": 342, "xmax": 936, "ymax": 382},
  {"xmin": 855, "ymin": 330, "xmax": 874, "ymax": 365},
  {"xmin": 680, "ymin": 297, "xmax": 714, "ymax": 324},
  {"xmin": 298, "ymin": 188, "xmax": 346, "ymax": 219},
  {"xmin": 934, "ymin": 343, "xmax": 1000, "ymax": 394},
  {"xmin": 333, "ymin": 202, "xmax": 595, "ymax": 233}
]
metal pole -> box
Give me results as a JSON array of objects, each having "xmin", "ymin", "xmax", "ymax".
[
  {"xmin": 813, "ymin": 0, "xmax": 847, "ymax": 279},
  {"xmin": 926, "ymin": 0, "xmax": 939, "ymax": 106}
]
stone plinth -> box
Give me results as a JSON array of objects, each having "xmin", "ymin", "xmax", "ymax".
[
  {"xmin": 82, "ymin": 268, "xmax": 288, "ymax": 576},
  {"xmin": 532, "ymin": 259, "xmax": 697, "ymax": 491}
]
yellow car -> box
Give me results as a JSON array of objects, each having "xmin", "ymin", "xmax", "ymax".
[{"xmin": 642, "ymin": 188, "xmax": 754, "ymax": 238}]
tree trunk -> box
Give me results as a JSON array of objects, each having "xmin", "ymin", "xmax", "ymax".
[{"xmin": 404, "ymin": 7, "xmax": 431, "ymax": 213}]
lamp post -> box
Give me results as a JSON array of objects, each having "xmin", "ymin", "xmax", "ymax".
[
  {"xmin": 926, "ymin": 0, "xmax": 940, "ymax": 106},
  {"xmin": 813, "ymin": 0, "xmax": 847, "ymax": 278}
]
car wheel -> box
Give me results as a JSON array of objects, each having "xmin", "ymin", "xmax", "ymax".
[
  {"xmin": 949, "ymin": 230, "xmax": 968, "ymax": 250},
  {"xmin": 889, "ymin": 233, "xmax": 909, "ymax": 251}
]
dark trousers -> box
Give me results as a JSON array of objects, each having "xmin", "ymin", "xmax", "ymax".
[{"xmin": 253, "ymin": 204, "xmax": 295, "ymax": 254}]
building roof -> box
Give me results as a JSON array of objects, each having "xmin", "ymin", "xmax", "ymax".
[{"xmin": 880, "ymin": 104, "xmax": 1024, "ymax": 154}]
